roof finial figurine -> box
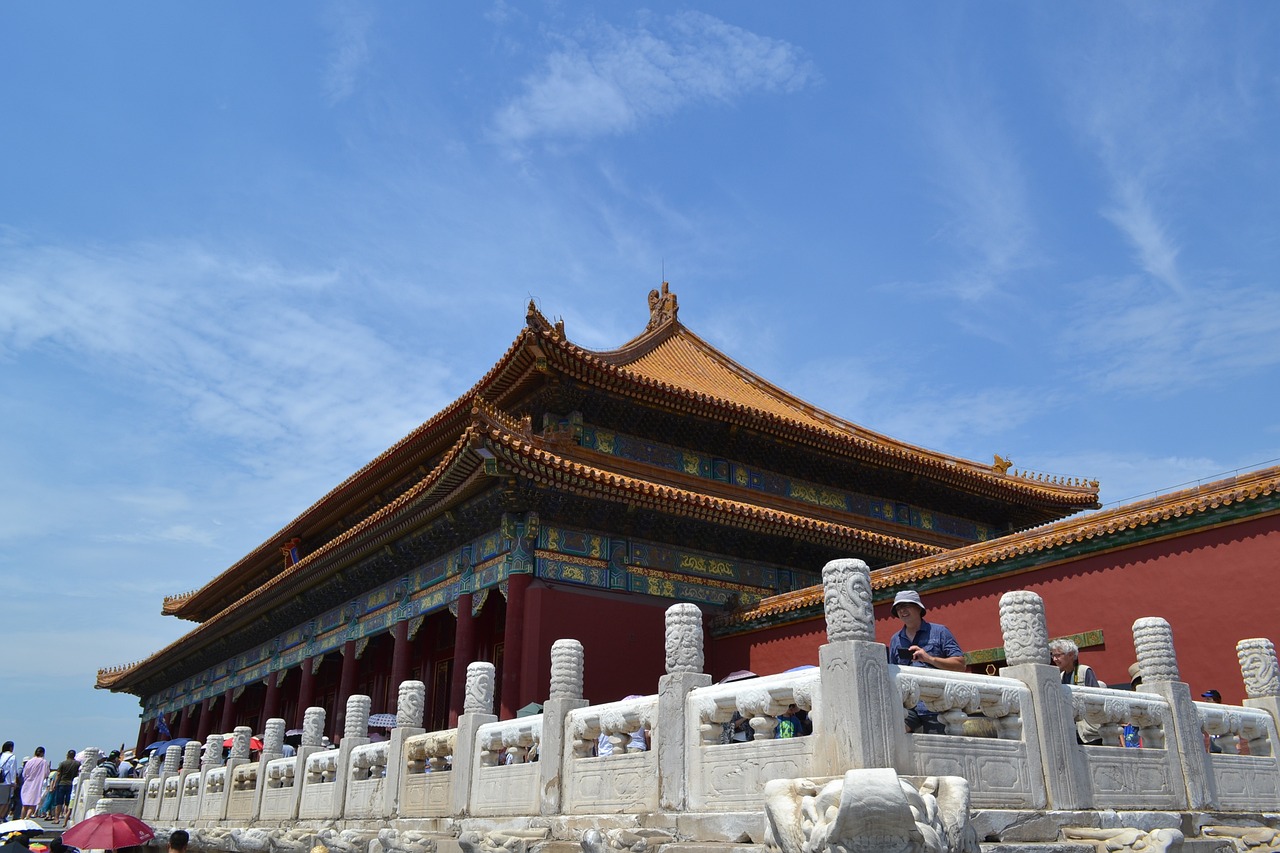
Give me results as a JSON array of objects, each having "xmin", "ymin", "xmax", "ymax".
[
  {"xmin": 993, "ymin": 454, "xmax": 1012, "ymax": 474},
  {"xmin": 647, "ymin": 281, "xmax": 679, "ymax": 330}
]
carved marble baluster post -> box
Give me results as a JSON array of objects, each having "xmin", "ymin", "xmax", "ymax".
[
  {"xmin": 997, "ymin": 590, "xmax": 1075, "ymax": 809},
  {"xmin": 1237, "ymin": 639, "xmax": 1280, "ymax": 756},
  {"xmin": 178, "ymin": 740, "xmax": 203, "ymax": 816},
  {"xmin": 386, "ymin": 680, "xmax": 426, "ymax": 816},
  {"xmin": 657, "ymin": 603, "xmax": 713, "ymax": 810},
  {"xmin": 539, "ymin": 639, "xmax": 589, "ymax": 814},
  {"xmin": 1133, "ymin": 617, "xmax": 1215, "ymax": 809},
  {"xmin": 452, "ymin": 662, "xmax": 497, "ymax": 816},
  {"xmin": 254, "ymin": 717, "xmax": 286, "ymax": 820},
  {"xmin": 201, "ymin": 734, "xmax": 224, "ymax": 770},
  {"xmin": 82, "ymin": 767, "xmax": 107, "ymax": 817},
  {"xmin": 332, "ymin": 694, "xmax": 372, "ymax": 819},
  {"xmin": 262, "ymin": 717, "xmax": 286, "ymax": 762},
  {"xmin": 71, "ymin": 748, "xmax": 101, "ymax": 823},
  {"xmin": 816, "ymin": 559, "xmax": 896, "ymax": 773},
  {"xmin": 216, "ymin": 725, "xmax": 255, "ymax": 822}
]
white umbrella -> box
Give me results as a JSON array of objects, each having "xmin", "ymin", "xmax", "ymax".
[{"xmin": 0, "ymin": 819, "xmax": 43, "ymax": 835}]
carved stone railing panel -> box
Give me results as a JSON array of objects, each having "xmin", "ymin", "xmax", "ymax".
[
  {"xmin": 399, "ymin": 728, "xmax": 457, "ymax": 818},
  {"xmin": 685, "ymin": 670, "xmax": 820, "ymax": 811},
  {"xmin": 471, "ymin": 716, "xmax": 543, "ymax": 817},
  {"xmin": 563, "ymin": 695, "xmax": 660, "ymax": 815}
]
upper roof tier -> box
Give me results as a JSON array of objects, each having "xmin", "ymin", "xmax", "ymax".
[{"xmin": 161, "ymin": 285, "xmax": 1099, "ymax": 623}]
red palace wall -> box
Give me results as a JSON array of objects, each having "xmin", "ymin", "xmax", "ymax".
[
  {"xmin": 712, "ymin": 512, "xmax": 1280, "ymax": 705},
  {"xmin": 521, "ymin": 582, "xmax": 673, "ymax": 708}
]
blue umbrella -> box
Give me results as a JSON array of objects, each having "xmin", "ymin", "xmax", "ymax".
[{"xmin": 143, "ymin": 737, "xmax": 194, "ymax": 755}]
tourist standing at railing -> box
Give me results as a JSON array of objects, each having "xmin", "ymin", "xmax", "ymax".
[
  {"xmin": 887, "ymin": 590, "xmax": 966, "ymax": 734},
  {"xmin": 1050, "ymin": 639, "xmax": 1103, "ymax": 745},
  {"xmin": 0, "ymin": 742, "xmax": 16, "ymax": 821},
  {"xmin": 51, "ymin": 749, "xmax": 78, "ymax": 825}
]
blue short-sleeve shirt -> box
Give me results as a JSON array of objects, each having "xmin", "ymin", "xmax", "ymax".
[{"xmin": 888, "ymin": 620, "xmax": 963, "ymax": 668}]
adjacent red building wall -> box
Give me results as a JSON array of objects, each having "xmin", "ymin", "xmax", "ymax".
[
  {"xmin": 712, "ymin": 513, "xmax": 1280, "ymax": 705},
  {"xmin": 522, "ymin": 582, "xmax": 673, "ymax": 707}
]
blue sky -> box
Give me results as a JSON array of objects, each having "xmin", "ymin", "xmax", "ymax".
[{"xmin": 2, "ymin": 3, "xmax": 1278, "ymax": 757}]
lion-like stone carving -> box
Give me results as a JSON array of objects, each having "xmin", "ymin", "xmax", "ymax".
[
  {"xmin": 1203, "ymin": 825, "xmax": 1280, "ymax": 852},
  {"xmin": 397, "ymin": 681, "xmax": 426, "ymax": 728},
  {"xmin": 822, "ymin": 558, "xmax": 875, "ymax": 643},
  {"xmin": 550, "ymin": 639, "xmax": 585, "ymax": 700},
  {"xmin": 458, "ymin": 829, "xmax": 549, "ymax": 853},
  {"xmin": 763, "ymin": 768, "xmax": 977, "ymax": 853},
  {"xmin": 465, "ymin": 662, "xmax": 496, "ymax": 715},
  {"xmin": 998, "ymin": 591, "xmax": 1050, "ymax": 666},
  {"xmin": 580, "ymin": 828, "xmax": 676, "ymax": 853},
  {"xmin": 304, "ymin": 706, "xmax": 327, "ymax": 747},
  {"xmin": 1237, "ymin": 639, "xmax": 1280, "ymax": 698},
  {"xmin": 664, "ymin": 603, "xmax": 704, "ymax": 675},
  {"xmin": 1062, "ymin": 827, "xmax": 1184, "ymax": 853},
  {"xmin": 345, "ymin": 694, "xmax": 372, "ymax": 739},
  {"xmin": 375, "ymin": 829, "xmax": 437, "ymax": 853},
  {"xmin": 1133, "ymin": 618, "xmax": 1180, "ymax": 683}
]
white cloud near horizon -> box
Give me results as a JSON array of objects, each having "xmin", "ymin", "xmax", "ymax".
[{"xmin": 491, "ymin": 11, "xmax": 816, "ymax": 147}]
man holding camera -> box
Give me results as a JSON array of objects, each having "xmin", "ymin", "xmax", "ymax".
[{"xmin": 887, "ymin": 590, "xmax": 965, "ymax": 733}]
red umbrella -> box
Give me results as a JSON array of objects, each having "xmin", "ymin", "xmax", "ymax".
[
  {"xmin": 223, "ymin": 736, "xmax": 264, "ymax": 750},
  {"xmin": 63, "ymin": 813, "xmax": 155, "ymax": 851}
]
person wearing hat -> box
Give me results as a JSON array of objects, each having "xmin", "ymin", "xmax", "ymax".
[
  {"xmin": 1201, "ymin": 690, "xmax": 1224, "ymax": 753},
  {"xmin": 887, "ymin": 590, "xmax": 965, "ymax": 734}
]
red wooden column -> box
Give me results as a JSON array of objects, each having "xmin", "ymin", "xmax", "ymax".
[
  {"xmin": 335, "ymin": 639, "xmax": 358, "ymax": 743},
  {"xmin": 178, "ymin": 704, "xmax": 196, "ymax": 739},
  {"xmin": 197, "ymin": 698, "xmax": 214, "ymax": 741},
  {"xmin": 448, "ymin": 592, "xmax": 475, "ymax": 726},
  {"xmin": 389, "ymin": 621, "xmax": 411, "ymax": 702},
  {"xmin": 500, "ymin": 573, "xmax": 532, "ymax": 719},
  {"xmin": 262, "ymin": 671, "xmax": 282, "ymax": 723},
  {"xmin": 297, "ymin": 658, "xmax": 317, "ymax": 725},
  {"xmin": 219, "ymin": 687, "xmax": 235, "ymax": 734}
]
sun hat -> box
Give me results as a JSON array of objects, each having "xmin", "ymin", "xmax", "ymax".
[{"xmin": 891, "ymin": 590, "xmax": 925, "ymax": 613}]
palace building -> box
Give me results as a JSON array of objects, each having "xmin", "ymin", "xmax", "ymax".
[{"xmin": 97, "ymin": 286, "xmax": 1099, "ymax": 746}]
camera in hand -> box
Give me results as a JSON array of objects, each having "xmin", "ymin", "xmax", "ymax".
[{"xmin": 896, "ymin": 647, "xmax": 915, "ymax": 663}]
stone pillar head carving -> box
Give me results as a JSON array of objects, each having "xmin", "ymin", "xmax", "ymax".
[
  {"xmin": 81, "ymin": 747, "xmax": 101, "ymax": 775},
  {"xmin": 263, "ymin": 718, "xmax": 286, "ymax": 755},
  {"xmin": 182, "ymin": 740, "xmax": 202, "ymax": 770},
  {"xmin": 1133, "ymin": 617, "xmax": 1180, "ymax": 683},
  {"xmin": 345, "ymin": 695, "xmax": 372, "ymax": 740},
  {"xmin": 230, "ymin": 726, "xmax": 253, "ymax": 760},
  {"xmin": 163, "ymin": 744, "xmax": 183, "ymax": 775},
  {"xmin": 1237, "ymin": 638, "xmax": 1280, "ymax": 698},
  {"xmin": 665, "ymin": 603, "xmax": 704, "ymax": 675},
  {"xmin": 999, "ymin": 590, "xmax": 1051, "ymax": 666},
  {"xmin": 202, "ymin": 734, "xmax": 224, "ymax": 769},
  {"xmin": 86, "ymin": 767, "xmax": 107, "ymax": 800},
  {"xmin": 303, "ymin": 707, "xmax": 326, "ymax": 747},
  {"xmin": 549, "ymin": 639, "xmax": 585, "ymax": 700},
  {"xmin": 397, "ymin": 681, "xmax": 426, "ymax": 728},
  {"xmin": 464, "ymin": 662, "xmax": 496, "ymax": 715},
  {"xmin": 822, "ymin": 558, "xmax": 875, "ymax": 644}
]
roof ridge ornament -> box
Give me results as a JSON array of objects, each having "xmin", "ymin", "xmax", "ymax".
[{"xmin": 646, "ymin": 281, "xmax": 679, "ymax": 330}]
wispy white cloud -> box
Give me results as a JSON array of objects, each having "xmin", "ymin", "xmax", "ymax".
[
  {"xmin": 1059, "ymin": 273, "xmax": 1280, "ymax": 394},
  {"xmin": 0, "ymin": 234, "xmax": 451, "ymax": 475},
  {"xmin": 322, "ymin": 0, "xmax": 374, "ymax": 105},
  {"xmin": 491, "ymin": 11, "xmax": 816, "ymax": 147},
  {"xmin": 920, "ymin": 84, "xmax": 1037, "ymax": 303},
  {"xmin": 1058, "ymin": 8, "xmax": 1253, "ymax": 294}
]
